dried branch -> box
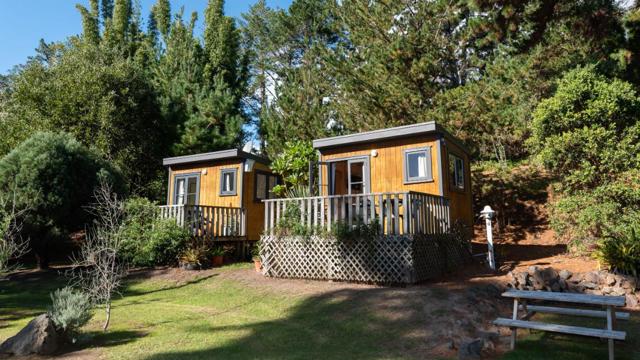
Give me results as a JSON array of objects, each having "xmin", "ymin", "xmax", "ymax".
[
  {"xmin": 67, "ymin": 180, "xmax": 128, "ymax": 331},
  {"xmin": 0, "ymin": 185, "xmax": 30, "ymax": 277}
]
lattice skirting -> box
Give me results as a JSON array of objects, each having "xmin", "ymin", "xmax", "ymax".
[{"xmin": 260, "ymin": 234, "xmax": 470, "ymax": 284}]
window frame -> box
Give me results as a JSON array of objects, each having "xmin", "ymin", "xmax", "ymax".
[
  {"xmin": 219, "ymin": 168, "xmax": 238, "ymax": 196},
  {"xmin": 403, "ymin": 146, "xmax": 433, "ymax": 184},
  {"xmin": 173, "ymin": 173, "xmax": 200, "ymax": 205},
  {"xmin": 253, "ymin": 170, "xmax": 280, "ymax": 202},
  {"xmin": 449, "ymin": 152, "xmax": 465, "ymax": 191}
]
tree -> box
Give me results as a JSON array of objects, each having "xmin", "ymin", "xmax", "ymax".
[
  {"xmin": 0, "ymin": 132, "xmax": 125, "ymax": 268},
  {"xmin": 270, "ymin": 140, "xmax": 317, "ymax": 194},
  {"xmin": 530, "ymin": 66, "xmax": 640, "ymax": 242},
  {"xmin": 68, "ymin": 181, "xmax": 128, "ymax": 331}
]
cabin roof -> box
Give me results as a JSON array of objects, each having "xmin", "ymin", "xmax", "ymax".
[
  {"xmin": 162, "ymin": 149, "xmax": 270, "ymax": 167},
  {"xmin": 312, "ymin": 121, "xmax": 471, "ymax": 154}
]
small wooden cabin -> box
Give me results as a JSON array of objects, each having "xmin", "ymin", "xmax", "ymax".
[
  {"xmin": 313, "ymin": 121, "xmax": 473, "ymax": 227},
  {"xmin": 161, "ymin": 149, "xmax": 279, "ymax": 248}
]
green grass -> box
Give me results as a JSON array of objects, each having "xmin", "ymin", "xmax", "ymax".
[
  {"xmin": 1, "ymin": 266, "xmax": 639, "ymax": 360},
  {"xmin": 0, "ymin": 265, "xmax": 426, "ymax": 359}
]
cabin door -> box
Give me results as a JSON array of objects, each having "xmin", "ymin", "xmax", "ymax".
[
  {"xmin": 328, "ymin": 158, "xmax": 370, "ymax": 195},
  {"xmin": 173, "ymin": 174, "xmax": 200, "ymax": 205}
]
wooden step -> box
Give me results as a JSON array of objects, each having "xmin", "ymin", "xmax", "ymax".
[
  {"xmin": 493, "ymin": 318, "xmax": 626, "ymax": 340},
  {"xmin": 519, "ymin": 305, "xmax": 630, "ymax": 320}
]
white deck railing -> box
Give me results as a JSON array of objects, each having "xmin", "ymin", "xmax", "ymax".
[
  {"xmin": 262, "ymin": 191, "xmax": 450, "ymax": 236},
  {"xmin": 159, "ymin": 205, "xmax": 246, "ymax": 240}
]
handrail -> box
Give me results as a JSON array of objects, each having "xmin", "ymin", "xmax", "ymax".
[
  {"xmin": 159, "ymin": 204, "xmax": 246, "ymax": 239},
  {"xmin": 262, "ymin": 191, "xmax": 450, "ymax": 236}
]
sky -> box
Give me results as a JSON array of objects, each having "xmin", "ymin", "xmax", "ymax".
[{"xmin": 0, "ymin": 0, "xmax": 293, "ymax": 74}]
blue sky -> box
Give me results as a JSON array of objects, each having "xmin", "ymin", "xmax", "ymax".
[{"xmin": 0, "ymin": 0, "xmax": 292, "ymax": 74}]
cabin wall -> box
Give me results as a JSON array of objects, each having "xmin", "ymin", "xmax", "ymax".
[
  {"xmin": 440, "ymin": 138, "xmax": 474, "ymax": 228},
  {"xmin": 167, "ymin": 160, "xmax": 243, "ymax": 208},
  {"xmin": 242, "ymin": 162, "xmax": 273, "ymax": 241},
  {"xmin": 319, "ymin": 135, "xmax": 441, "ymax": 196},
  {"xmin": 318, "ymin": 134, "xmax": 473, "ymax": 227}
]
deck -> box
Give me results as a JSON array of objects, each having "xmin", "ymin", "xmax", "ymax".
[
  {"xmin": 159, "ymin": 204, "xmax": 246, "ymax": 241},
  {"xmin": 262, "ymin": 191, "xmax": 451, "ymax": 235}
]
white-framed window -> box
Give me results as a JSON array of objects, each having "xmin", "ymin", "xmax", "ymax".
[
  {"xmin": 403, "ymin": 147, "xmax": 433, "ymax": 183},
  {"xmin": 254, "ymin": 171, "xmax": 280, "ymax": 201},
  {"xmin": 174, "ymin": 174, "xmax": 200, "ymax": 205},
  {"xmin": 449, "ymin": 153, "xmax": 465, "ymax": 190},
  {"xmin": 220, "ymin": 168, "xmax": 237, "ymax": 196}
]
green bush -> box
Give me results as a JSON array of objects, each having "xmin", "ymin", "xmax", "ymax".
[
  {"xmin": 48, "ymin": 287, "xmax": 93, "ymax": 336},
  {"xmin": 120, "ymin": 197, "xmax": 191, "ymax": 266},
  {"xmin": 593, "ymin": 227, "xmax": 640, "ymax": 277},
  {"xmin": 0, "ymin": 132, "xmax": 125, "ymax": 268}
]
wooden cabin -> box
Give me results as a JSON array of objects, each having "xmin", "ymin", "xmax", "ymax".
[
  {"xmin": 262, "ymin": 121, "xmax": 473, "ymax": 235},
  {"xmin": 160, "ymin": 149, "xmax": 279, "ymax": 252},
  {"xmin": 314, "ymin": 121, "xmax": 473, "ymax": 228}
]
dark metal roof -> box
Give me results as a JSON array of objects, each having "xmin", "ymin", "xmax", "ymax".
[
  {"xmin": 312, "ymin": 121, "xmax": 470, "ymax": 154},
  {"xmin": 163, "ymin": 149, "xmax": 270, "ymax": 167}
]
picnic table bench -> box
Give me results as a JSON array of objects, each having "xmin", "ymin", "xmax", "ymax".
[{"xmin": 494, "ymin": 289, "xmax": 628, "ymax": 360}]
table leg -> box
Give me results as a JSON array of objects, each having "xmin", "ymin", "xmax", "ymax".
[
  {"xmin": 511, "ymin": 298, "xmax": 519, "ymax": 350},
  {"xmin": 606, "ymin": 306, "xmax": 614, "ymax": 360}
]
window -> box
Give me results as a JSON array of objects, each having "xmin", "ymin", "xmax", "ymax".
[
  {"xmin": 174, "ymin": 174, "xmax": 199, "ymax": 205},
  {"xmin": 254, "ymin": 171, "xmax": 280, "ymax": 201},
  {"xmin": 449, "ymin": 153, "xmax": 465, "ymax": 190},
  {"xmin": 220, "ymin": 168, "xmax": 237, "ymax": 196},
  {"xmin": 403, "ymin": 147, "xmax": 432, "ymax": 183}
]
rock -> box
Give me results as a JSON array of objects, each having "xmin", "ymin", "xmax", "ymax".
[
  {"xmin": 559, "ymin": 270, "xmax": 572, "ymax": 280},
  {"xmin": 478, "ymin": 331, "xmax": 500, "ymax": 343},
  {"xmin": 551, "ymin": 282, "xmax": 561, "ymax": 292},
  {"xmin": 581, "ymin": 281, "xmax": 598, "ymax": 290},
  {"xmin": 0, "ymin": 314, "xmax": 61, "ymax": 356},
  {"xmin": 515, "ymin": 272, "xmax": 529, "ymax": 289},
  {"xmin": 558, "ymin": 278, "xmax": 568, "ymax": 291},
  {"xmin": 584, "ymin": 272, "xmax": 599, "ymax": 284},
  {"xmin": 626, "ymin": 294, "xmax": 639, "ymax": 308},
  {"xmin": 611, "ymin": 287, "xmax": 627, "ymax": 297},
  {"xmin": 458, "ymin": 338, "xmax": 483, "ymax": 359},
  {"xmin": 604, "ymin": 274, "xmax": 617, "ymax": 286},
  {"xmin": 527, "ymin": 266, "xmax": 539, "ymax": 276}
]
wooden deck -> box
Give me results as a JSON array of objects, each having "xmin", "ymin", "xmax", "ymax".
[
  {"xmin": 159, "ymin": 204, "xmax": 246, "ymax": 241},
  {"xmin": 262, "ymin": 191, "xmax": 450, "ymax": 236}
]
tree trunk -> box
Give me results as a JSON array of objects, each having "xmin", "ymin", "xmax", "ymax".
[{"xmin": 103, "ymin": 303, "xmax": 111, "ymax": 331}]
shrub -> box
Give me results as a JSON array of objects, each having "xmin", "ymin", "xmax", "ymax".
[
  {"xmin": 120, "ymin": 197, "xmax": 191, "ymax": 266},
  {"xmin": 593, "ymin": 227, "xmax": 640, "ymax": 277},
  {"xmin": 48, "ymin": 287, "xmax": 93, "ymax": 337},
  {"xmin": 0, "ymin": 132, "xmax": 125, "ymax": 268},
  {"xmin": 270, "ymin": 141, "xmax": 317, "ymax": 195}
]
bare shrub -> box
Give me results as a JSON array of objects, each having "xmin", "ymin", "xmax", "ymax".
[
  {"xmin": 0, "ymin": 186, "xmax": 29, "ymax": 277},
  {"xmin": 67, "ymin": 180, "xmax": 128, "ymax": 331}
]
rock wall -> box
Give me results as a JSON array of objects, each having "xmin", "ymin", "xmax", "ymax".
[{"xmin": 507, "ymin": 266, "xmax": 639, "ymax": 308}]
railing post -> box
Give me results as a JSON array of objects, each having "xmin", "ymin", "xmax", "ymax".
[{"xmin": 403, "ymin": 192, "xmax": 410, "ymax": 235}]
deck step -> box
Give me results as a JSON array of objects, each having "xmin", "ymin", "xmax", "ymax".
[
  {"xmin": 493, "ymin": 318, "xmax": 626, "ymax": 340},
  {"xmin": 519, "ymin": 305, "xmax": 630, "ymax": 320}
]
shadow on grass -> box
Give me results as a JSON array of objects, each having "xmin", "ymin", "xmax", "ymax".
[
  {"xmin": 139, "ymin": 287, "xmax": 445, "ymax": 360},
  {"xmin": 123, "ymin": 273, "xmax": 219, "ymax": 297}
]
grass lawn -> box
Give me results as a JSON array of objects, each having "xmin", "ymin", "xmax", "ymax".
[
  {"xmin": 1, "ymin": 264, "xmax": 433, "ymax": 359},
  {"xmin": 1, "ymin": 264, "xmax": 639, "ymax": 359}
]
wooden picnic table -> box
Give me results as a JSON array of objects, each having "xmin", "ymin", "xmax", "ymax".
[{"xmin": 494, "ymin": 289, "xmax": 628, "ymax": 360}]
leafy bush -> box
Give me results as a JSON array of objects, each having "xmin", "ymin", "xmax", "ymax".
[
  {"xmin": 529, "ymin": 66, "xmax": 640, "ymax": 245},
  {"xmin": 270, "ymin": 141, "xmax": 317, "ymax": 195},
  {"xmin": 120, "ymin": 197, "xmax": 191, "ymax": 267},
  {"xmin": 331, "ymin": 218, "xmax": 380, "ymax": 244},
  {"xmin": 0, "ymin": 132, "xmax": 125, "ymax": 268},
  {"xmin": 48, "ymin": 287, "xmax": 92, "ymax": 336},
  {"xmin": 593, "ymin": 227, "xmax": 640, "ymax": 277}
]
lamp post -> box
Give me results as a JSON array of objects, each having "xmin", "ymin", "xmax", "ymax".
[{"xmin": 480, "ymin": 205, "xmax": 496, "ymax": 271}]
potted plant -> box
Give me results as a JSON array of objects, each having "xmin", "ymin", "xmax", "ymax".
[
  {"xmin": 179, "ymin": 247, "xmax": 204, "ymax": 270},
  {"xmin": 251, "ymin": 243, "xmax": 261, "ymax": 272},
  {"xmin": 211, "ymin": 247, "xmax": 225, "ymax": 267}
]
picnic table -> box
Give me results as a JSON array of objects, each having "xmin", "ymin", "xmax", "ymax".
[{"xmin": 494, "ymin": 289, "xmax": 628, "ymax": 360}]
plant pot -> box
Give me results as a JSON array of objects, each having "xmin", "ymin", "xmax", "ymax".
[
  {"xmin": 180, "ymin": 262, "xmax": 198, "ymax": 271},
  {"xmin": 253, "ymin": 259, "xmax": 262, "ymax": 272},
  {"xmin": 212, "ymin": 255, "xmax": 224, "ymax": 267}
]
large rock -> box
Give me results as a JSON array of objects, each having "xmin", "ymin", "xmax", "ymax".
[
  {"xmin": 559, "ymin": 270, "xmax": 572, "ymax": 280},
  {"xmin": 0, "ymin": 314, "xmax": 61, "ymax": 356},
  {"xmin": 458, "ymin": 338, "xmax": 483, "ymax": 359}
]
